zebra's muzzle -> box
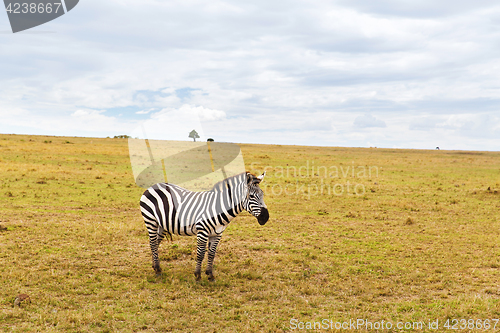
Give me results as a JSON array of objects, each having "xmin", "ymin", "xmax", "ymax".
[{"xmin": 257, "ymin": 208, "xmax": 269, "ymax": 225}]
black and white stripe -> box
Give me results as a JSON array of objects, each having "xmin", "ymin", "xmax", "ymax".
[{"xmin": 140, "ymin": 171, "xmax": 268, "ymax": 281}]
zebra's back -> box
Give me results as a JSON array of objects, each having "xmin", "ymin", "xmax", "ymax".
[{"xmin": 140, "ymin": 183, "xmax": 209, "ymax": 236}]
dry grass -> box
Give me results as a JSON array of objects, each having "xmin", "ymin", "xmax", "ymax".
[{"xmin": 1, "ymin": 134, "xmax": 500, "ymax": 332}]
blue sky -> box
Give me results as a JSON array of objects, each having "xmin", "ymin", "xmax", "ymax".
[{"xmin": 0, "ymin": 0, "xmax": 499, "ymax": 150}]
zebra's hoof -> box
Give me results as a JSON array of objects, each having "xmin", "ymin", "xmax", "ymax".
[
  {"xmin": 153, "ymin": 263, "xmax": 162, "ymax": 275},
  {"xmin": 206, "ymin": 270, "xmax": 215, "ymax": 281},
  {"xmin": 194, "ymin": 271, "xmax": 201, "ymax": 281}
]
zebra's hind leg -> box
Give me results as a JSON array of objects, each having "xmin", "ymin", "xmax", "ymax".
[
  {"xmin": 194, "ymin": 231, "xmax": 208, "ymax": 281},
  {"xmin": 145, "ymin": 221, "xmax": 162, "ymax": 276},
  {"xmin": 205, "ymin": 235, "xmax": 221, "ymax": 281}
]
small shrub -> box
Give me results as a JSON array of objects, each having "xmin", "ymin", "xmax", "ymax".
[
  {"xmin": 405, "ymin": 217, "xmax": 414, "ymax": 225},
  {"xmin": 317, "ymin": 209, "xmax": 329, "ymax": 215}
]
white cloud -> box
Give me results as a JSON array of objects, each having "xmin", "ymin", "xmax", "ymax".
[
  {"xmin": 409, "ymin": 116, "xmax": 438, "ymax": 131},
  {"xmin": 192, "ymin": 105, "xmax": 226, "ymax": 121},
  {"xmin": 135, "ymin": 109, "xmax": 155, "ymax": 115},
  {"xmin": 353, "ymin": 114, "xmax": 387, "ymax": 128},
  {"xmin": 72, "ymin": 109, "xmax": 107, "ymax": 119}
]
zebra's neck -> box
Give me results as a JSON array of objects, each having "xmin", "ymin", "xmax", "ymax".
[{"xmin": 208, "ymin": 173, "xmax": 247, "ymax": 221}]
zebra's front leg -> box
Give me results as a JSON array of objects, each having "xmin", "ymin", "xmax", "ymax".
[
  {"xmin": 206, "ymin": 235, "xmax": 221, "ymax": 281},
  {"xmin": 194, "ymin": 231, "xmax": 208, "ymax": 281}
]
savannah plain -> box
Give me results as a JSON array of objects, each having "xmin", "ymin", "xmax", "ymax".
[{"xmin": 1, "ymin": 133, "xmax": 500, "ymax": 332}]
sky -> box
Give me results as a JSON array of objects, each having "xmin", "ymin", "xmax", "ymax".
[{"xmin": 1, "ymin": 0, "xmax": 499, "ymax": 151}]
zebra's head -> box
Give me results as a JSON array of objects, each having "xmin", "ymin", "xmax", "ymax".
[{"xmin": 245, "ymin": 172, "xmax": 269, "ymax": 225}]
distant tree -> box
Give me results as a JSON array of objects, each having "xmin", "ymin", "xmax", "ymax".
[
  {"xmin": 189, "ymin": 130, "xmax": 200, "ymax": 142},
  {"xmin": 207, "ymin": 138, "xmax": 214, "ymax": 142},
  {"xmin": 114, "ymin": 135, "xmax": 131, "ymax": 139}
]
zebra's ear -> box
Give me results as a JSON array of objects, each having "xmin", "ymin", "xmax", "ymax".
[
  {"xmin": 246, "ymin": 172, "xmax": 253, "ymax": 184},
  {"xmin": 257, "ymin": 171, "xmax": 266, "ymax": 182}
]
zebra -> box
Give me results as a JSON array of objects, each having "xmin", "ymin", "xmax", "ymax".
[{"xmin": 140, "ymin": 171, "xmax": 269, "ymax": 281}]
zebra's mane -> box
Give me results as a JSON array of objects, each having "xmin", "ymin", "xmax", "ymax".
[{"xmin": 209, "ymin": 172, "xmax": 251, "ymax": 192}]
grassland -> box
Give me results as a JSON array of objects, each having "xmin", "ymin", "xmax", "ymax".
[{"xmin": 1, "ymin": 133, "xmax": 500, "ymax": 332}]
